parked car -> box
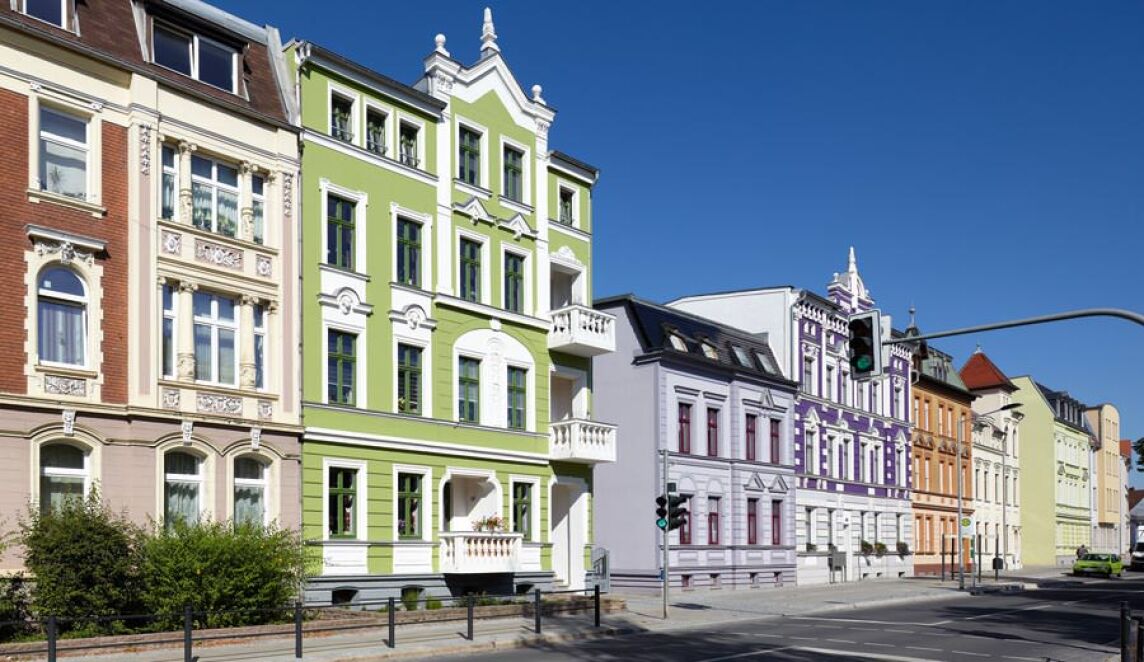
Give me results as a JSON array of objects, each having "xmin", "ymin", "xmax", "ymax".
[
  {"xmin": 1072, "ymin": 553, "xmax": 1123, "ymax": 577},
  {"xmin": 1130, "ymin": 542, "xmax": 1144, "ymax": 570}
]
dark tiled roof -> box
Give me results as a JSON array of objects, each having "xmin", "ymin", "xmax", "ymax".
[
  {"xmin": 959, "ymin": 351, "xmax": 1017, "ymax": 392},
  {"xmin": 595, "ymin": 294, "xmax": 792, "ymax": 386},
  {"xmin": 298, "ymin": 41, "xmax": 446, "ymax": 112},
  {"xmin": 550, "ymin": 151, "xmax": 599, "ymax": 180},
  {"xmin": 1036, "ymin": 382, "xmax": 1092, "ymax": 434},
  {"xmin": 1130, "ymin": 488, "xmax": 1144, "ymax": 512},
  {"xmin": 0, "ymin": 0, "xmax": 290, "ymax": 126}
]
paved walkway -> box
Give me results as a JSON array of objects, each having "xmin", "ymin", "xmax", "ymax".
[{"xmin": 43, "ymin": 578, "xmax": 979, "ymax": 661}]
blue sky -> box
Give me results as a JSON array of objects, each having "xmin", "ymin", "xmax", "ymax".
[{"xmin": 218, "ymin": 0, "xmax": 1143, "ymax": 470}]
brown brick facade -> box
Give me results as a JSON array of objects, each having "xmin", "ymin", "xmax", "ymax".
[{"xmin": 0, "ymin": 86, "xmax": 129, "ymax": 403}]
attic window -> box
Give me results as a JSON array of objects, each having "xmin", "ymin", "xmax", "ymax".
[
  {"xmin": 732, "ymin": 346, "xmax": 752, "ymax": 367},
  {"xmin": 152, "ymin": 23, "xmax": 237, "ymax": 93},
  {"xmin": 668, "ymin": 332, "xmax": 687, "ymax": 352},
  {"xmin": 701, "ymin": 343, "xmax": 719, "ymax": 360},
  {"xmin": 755, "ymin": 350, "xmax": 779, "ymax": 374},
  {"xmin": 23, "ymin": 0, "xmax": 67, "ymax": 28}
]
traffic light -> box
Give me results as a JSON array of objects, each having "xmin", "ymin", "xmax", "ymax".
[
  {"xmin": 667, "ymin": 494, "xmax": 688, "ymax": 531},
  {"xmin": 655, "ymin": 495, "xmax": 669, "ymax": 530},
  {"xmin": 847, "ymin": 310, "xmax": 882, "ymax": 379}
]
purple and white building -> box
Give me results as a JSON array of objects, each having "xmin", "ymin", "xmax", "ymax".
[{"xmin": 671, "ymin": 248, "xmax": 914, "ymax": 584}]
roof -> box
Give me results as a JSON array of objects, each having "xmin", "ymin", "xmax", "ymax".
[
  {"xmin": 914, "ymin": 346, "xmax": 973, "ymax": 399},
  {"xmin": 549, "ymin": 150, "xmax": 599, "ymax": 178},
  {"xmin": 959, "ymin": 350, "xmax": 1018, "ymax": 392},
  {"xmin": 1036, "ymin": 382, "xmax": 1093, "ymax": 435},
  {"xmin": 1122, "ymin": 439, "xmax": 1134, "ymax": 459},
  {"xmin": 1130, "ymin": 488, "xmax": 1144, "ymax": 513},
  {"xmin": 0, "ymin": 0, "xmax": 291, "ymax": 126},
  {"xmin": 595, "ymin": 294, "xmax": 794, "ymax": 387},
  {"xmin": 295, "ymin": 41, "xmax": 447, "ymax": 113}
]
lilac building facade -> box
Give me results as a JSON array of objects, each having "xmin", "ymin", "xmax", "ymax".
[{"xmin": 671, "ymin": 249, "xmax": 915, "ymax": 584}]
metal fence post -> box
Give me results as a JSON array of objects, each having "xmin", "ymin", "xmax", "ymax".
[
  {"xmin": 46, "ymin": 615, "xmax": 57, "ymax": 662},
  {"xmin": 466, "ymin": 596, "xmax": 474, "ymax": 641},
  {"xmin": 534, "ymin": 589, "xmax": 542, "ymax": 634},
  {"xmin": 183, "ymin": 605, "xmax": 193, "ymax": 662},
  {"xmin": 294, "ymin": 601, "xmax": 303, "ymax": 659},
  {"xmin": 1123, "ymin": 601, "xmax": 1132, "ymax": 662},
  {"xmin": 594, "ymin": 584, "xmax": 601, "ymax": 628},
  {"xmin": 1135, "ymin": 617, "xmax": 1143, "ymax": 662},
  {"xmin": 387, "ymin": 597, "xmax": 396, "ymax": 648}
]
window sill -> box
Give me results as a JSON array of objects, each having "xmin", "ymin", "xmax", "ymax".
[
  {"xmin": 158, "ymin": 219, "xmax": 277, "ymax": 254},
  {"xmin": 319, "ymin": 263, "xmax": 370, "ymax": 283},
  {"xmin": 35, "ymin": 363, "xmax": 98, "ymax": 379},
  {"xmin": 498, "ymin": 196, "xmax": 534, "ymax": 216},
  {"xmin": 27, "ymin": 189, "xmax": 105, "ymax": 218},
  {"xmin": 159, "ymin": 379, "xmax": 278, "ymax": 401},
  {"xmin": 454, "ymin": 179, "xmax": 492, "ymax": 201}
]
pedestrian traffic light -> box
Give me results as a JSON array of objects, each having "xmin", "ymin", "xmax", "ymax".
[
  {"xmin": 667, "ymin": 494, "xmax": 688, "ymax": 532},
  {"xmin": 847, "ymin": 310, "xmax": 882, "ymax": 379},
  {"xmin": 655, "ymin": 495, "xmax": 669, "ymax": 530}
]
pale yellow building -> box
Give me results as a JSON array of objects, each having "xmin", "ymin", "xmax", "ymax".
[{"xmin": 1086, "ymin": 404, "xmax": 1122, "ymax": 553}]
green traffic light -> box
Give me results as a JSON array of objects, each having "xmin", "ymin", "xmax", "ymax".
[
  {"xmin": 656, "ymin": 518, "xmax": 668, "ymax": 530},
  {"xmin": 855, "ymin": 356, "xmax": 872, "ymax": 371}
]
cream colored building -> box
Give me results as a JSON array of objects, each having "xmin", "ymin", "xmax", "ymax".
[{"xmin": 1086, "ymin": 404, "xmax": 1122, "ymax": 553}]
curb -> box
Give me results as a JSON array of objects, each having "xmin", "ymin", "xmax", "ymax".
[{"xmin": 329, "ymin": 625, "xmax": 642, "ymax": 661}]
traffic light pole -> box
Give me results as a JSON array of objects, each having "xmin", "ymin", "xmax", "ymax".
[
  {"xmin": 661, "ymin": 448, "xmax": 670, "ymax": 620},
  {"xmin": 881, "ymin": 308, "xmax": 1144, "ymax": 346}
]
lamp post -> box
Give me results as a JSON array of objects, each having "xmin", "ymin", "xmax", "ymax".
[{"xmin": 958, "ymin": 402, "xmax": 1023, "ymax": 590}]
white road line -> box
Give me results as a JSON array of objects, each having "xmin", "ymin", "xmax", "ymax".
[
  {"xmin": 866, "ymin": 642, "xmax": 895, "ymax": 647},
  {"xmin": 796, "ymin": 646, "xmax": 944, "ymax": 662},
  {"xmin": 906, "ymin": 646, "xmax": 942, "ymax": 652},
  {"xmin": 789, "ymin": 635, "xmax": 815, "ymax": 640},
  {"xmin": 820, "ymin": 624, "xmax": 844, "ymax": 629},
  {"xmin": 1001, "ymin": 657, "xmax": 1041, "ymax": 661},
  {"xmin": 826, "ymin": 638, "xmax": 857, "ymax": 644},
  {"xmin": 952, "ymin": 652, "xmax": 990, "ymax": 658},
  {"xmin": 793, "ymin": 616, "xmax": 940, "ymax": 627},
  {"xmin": 962, "ymin": 603, "xmax": 1050, "ymax": 621},
  {"xmin": 695, "ymin": 646, "xmax": 796, "ymax": 662},
  {"xmin": 886, "ymin": 628, "xmax": 916, "ymax": 633},
  {"xmin": 850, "ymin": 626, "xmax": 882, "ymax": 631}
]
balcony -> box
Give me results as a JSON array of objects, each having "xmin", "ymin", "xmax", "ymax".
[
  {"xmin": 439, "ymin": 532, "xmax": 522, "ymax": 574},
  {"xmin": 548, "ymin": 305, "xmax": 615, "ymax": 357},
  {"xmin": 550, "ymin": 419, "xmax": 617, "ymax": 464}
]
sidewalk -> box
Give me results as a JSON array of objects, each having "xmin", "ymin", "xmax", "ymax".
[{"xmin": 38, "ymin": 578, "xmax": 971, "ymax": 661}]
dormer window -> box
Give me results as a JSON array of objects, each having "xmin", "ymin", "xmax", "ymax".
[
  {"xmin": 731, "ymin": 346, "xmax": 752, "ymax": 368},
  {"xmin": 701, "ymin": 342, "xmax": 719, "ymax": 360},
  {"xmin": 667, "ymin": 332, "xmax": 687, "ymax": 352},
  {"xmin": 399, "ymin": 122, "xmax": 420, "ymax": 168},
  {"xmin": 330, "ymin": 94, "xmax": 354, "ymax": 143},
  {"xmin": 365, "ymin": 109, "xmax": 386, "ymax": 156},
  {"xmin": 23, "ymin": 0, "xmax": 67, "ymax": 28},
  {"xmin": 152, "ymin": 23, "xmax": 237, "ymax": 93}
]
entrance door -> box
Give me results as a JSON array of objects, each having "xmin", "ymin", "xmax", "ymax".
[{"xmin": 551, "ymin": 483, "xmax": 585, "ymax": 590}]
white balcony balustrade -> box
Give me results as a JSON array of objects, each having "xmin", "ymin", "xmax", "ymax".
[
  {"xmin": 438, "ymin": 532, "xmax": 523, "ymax": 574},
  {"xmin": 550, "ymin": 419, "xmax": 617, "ymax": 464},
  {"xmin": 548, "ymin": 305, "xmax": 615, "ymax": 356}
]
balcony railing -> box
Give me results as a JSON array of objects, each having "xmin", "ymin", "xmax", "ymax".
[
  {"xmin": 550, "ymin": 419, "xmax": 617, "ymax": 464},
  {"xmin": 548, "ymin": 305, "xmax": 615, "ymax": 357},
  {"xmin": 439, "ymin": 532, "xmax": 522, "ymax": 574}
]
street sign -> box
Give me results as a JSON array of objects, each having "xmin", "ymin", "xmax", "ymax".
[{"xmin": 959, "ymin": 515, "xmax": 974, "ymax": 537}]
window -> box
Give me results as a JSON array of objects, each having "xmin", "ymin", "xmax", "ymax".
[
  {"xmin": 397, "ymin": 344, "xmax": 422, "ymax": 414},
  {"xmin": 396, "ymin": 219, "xmax": 421, "ymax": 287},
  {"xmin": 772, "ymin": 500, "xmax": 782, "ymax": 545},
  {"xmin": 193, "ymin": 292, "xmax": 236, "ymax": 385},
  {"xmin": 399, "ymin": 122, "xmax": 419, "ymax": 168},
  {"xmin": 40, "ymin": 444, "xmax": 86, "ymax": 514},
  {"xmin": 678, "ymin": 403, "xmax": 692, "ymax": 454},
  {"xmin": 328, "ymin": 467, "xmax": 357, "ymax": 538},
  {"xmin": 825, "ymin": 365, "xmax": 835, "ymax": 401},
  {"xmin": 366, "ymin": 109, "xmax": 387, "ymax": 155},
  {"xmin": 732, "ymin": 345, "xmax": 751, "ymax": 367},
  {"xmin": 804, "ymin": 430, "xmax": 817, "ymax": 475},
  {"xmin": 745, "ymin": 414, "xmax": 757, "ymax": 462},
  {"xmin": 669, "ymin": 333, "xmax": 688, "ymax": 352},
  {"xmin": 503, "ymin": 252, "xmax": 524, "ymax": 313},
  {"xmin": 459, "ymin": 238, "xmax": 481, "ymax": 302},
  {"xmin": 707, "ymin": 408, "xmax": 719, "ymax": 456},
  {"xmin": 701, "ymin": 343, "xmax": 718, "ymax": 360},
  {"xmin": 802, "ymin": 356, "xmax": 815, "ymax": 395},
  {"xmin": 747, "ymin": 498, "xmax": 758, "ymax": 545},
  {"xmin": 459, "ymin": 127, "xmax": 481, "ymax": 185},
  {"xmin": 330, "ymin": 94, "xmax": 353, "ymax": 142},
  {"xmin": 327, "ymin": 330, "xmax": 356, "ymax": 405},
  {"xmin": 558, "ymin": 187, "xmax": 574, "ymax": 225},
  {"xmin": 458, "ymin": 357, "xmax": 480, "ymax": 422},
  {"xmin": 152, "ymin": 25, "xmax": 236, "ymax": 92},
  {"xmin": 679, "ymin": 495, "xmax": 693, "ymax": 544},
  {"xmin": 326, "ymin": 195, "xmax": 354, "ymax": 270},
  {"xmin": 397, "ymin": 473, "xmax": 422, "ymax": 539},
  {"xmin": 503, "ymin": 145, "xmax": 523, "ymax": 201},
  {"xmin": 708, "ymin": 497, "xmax": 720, "ymax": 545},
  {"xmin": 513, "ymin": 483, "xmax": 532, "ymax": 539},
  {"xmin": 234, "ymin": 456, "xmax": 267, "ymax": 526},
  {"xmin": 24, "ymin": 0, "xmax": 65, "ymax": 26},
  {"xmin": 251, "ymin": 174, "xmax": 265, "ymax": 245},
  {"xmin": 164, "ymin": 451, "xmax": 202, "ymax": 526},
  {"xmin": 507, "ymin": 367, "xmax": 527, "ymax": 430},
  {"xmin": 191, "ymin": 155, "xmax": 239, "ymax": 237},
  {"xmin": 37, "ymin": 267, "xmax": 86, "ymax": 366},
  {"xmin": 253, "ymin": 304, "xmax": 266, "ymax": 389},
  {"xmin": 770, "ymin": 419, "xmax": 781, "ymax": 464},
  {"xmin": 161, "ymin": 144, "xmax": 176, "ymax": 219},
  {"xmin": 39, "ymin": 107, "xmax": 87, "ymax": 199},
  {"xmin": 161, "ymin": 285, "xmax": 175, "ymax": 378}
]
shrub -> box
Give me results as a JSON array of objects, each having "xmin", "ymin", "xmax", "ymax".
[
  {"xmin": 139, "ymin": 521, "xmax": 304, "ymax": 630},
  {"xmin": 896, "ymin": 541, "xmax": 911, "ymax": 556},
  {"xmin": 860, "ymin": 540, "xmax": 873, "ymax": 556},
  {"xmin": 805, "ymin": 542, "xmax": 817, "ymax": 552},
  {"xmin": 874, "ymin": 542, "xmax": 887, "ymax": 557},
  {"xmin": 19, "ymin": 491, "xmax": 142, "ymax": 630},
  {"xmin": 0, "ymin": 575, "xmax": 30, "ymax": 642},
  {"xmin": 400, "ymin": 587, "xmax": 422, "ymax": 612},
  {"xmin": 425, "ymin": 598, "xmax": 442, "ymax": 611}
]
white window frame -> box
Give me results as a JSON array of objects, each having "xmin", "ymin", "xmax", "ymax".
[
  {"xmin": 327, "ymin": 83, "xmax": 359, "ymax": 145},
  {"xmin": 232, "ymin": 454, "xmax": 270, "ymax": 526},
  {"xmin": 319, "ymin": 179, "xmax": 368, "ymax": 275},
  {"xmin": 392, "ymin": 464, "xmax": 433, "ymax": 542},
  {"xmin": 505, "ymin": 361, "xmax": 531, "ymax": 432},
  {"xmin": 190, "ymin": 153, "xmax": 240, "ymax": 237},
  {"xmin": 192, "ymin": 291, "xmax": 239, "ymax": 386},
  {"xmin": 36, "ymin": 266, "xmax": 88, "ymax": 369},
  {"xmin": 152, "ymin": 22, "xmax": 238, "ymax": 94},
  {"xmin": 31, "ymin": 436, "xmax": 101, "ymax": 510},
  {"xmin": 397, "ymin": 114, "xmax": 426, "ymax": 170},
  {"xmin": 500, "ymin": 245, "xmax": 531, "ymax": 315},
  {"xmin": 253, "ymin": 303, "xmax": 267, "ymax": 390},
  {"xmin": 509, "ymin": 476, "xmax": 541, "ymax": 542},
  {"xmin": 22, "ymin": 0, "xmax": 68, "ymax": 28},
  {"xmin": 364, "ymin": 102, "xmax": 390, "ymax": 157},
  {"xmin": 38, "ymin": 442, "xmax": 90, "ymax": 512},
  {"xmin": 161, "ymin": 282, "xmax": 177, "ymax": 379},
  {"xmin": 556, "ymin": 184, "xmax": 579, "ymax": 227},
  {"xmin": 251, "ymin": 172, "xmax": 266, "ymax": 245},
  {"xmin": 455, "ymin": 116, "xmax": 490, "ymax": 191},
  {"xmin": 392, "ymin": 337, "xmax": 430, "ymax": 417},
  {"xmin": 322, "ymin": 458, "xmax": 367, "ymax": 541},
  {"xmin": 324, "ymin": 324, "xmax": 362, "ymax": 407},
  {"xmin": 162, "ymin": 449, "xmax": 207, "ymax": 524},
  {"xmin": 456, "ymin": 228, "xmax": 491, "ymax": 306},
  {"xmin": 498, "ymin": 135, "xmax": 531, "ymax": 207},
  {"xmin": 160, "ymin": 143, "xmax": 178, "ymax": 221},
  {"xmin": 390, "ymin": 204, "xmax": 433, "ymax": 289},
  {"xmin": 37, "ymin": 106, "xmax": 89, "ymax": 202}
]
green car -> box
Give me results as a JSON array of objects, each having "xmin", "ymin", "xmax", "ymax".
[{"xmin": 1072, "ymin": 553, "xmax": 1123, "ymax": 577}]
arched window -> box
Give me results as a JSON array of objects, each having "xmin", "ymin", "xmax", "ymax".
[
  {"xmin": 164, "ymin": 451, "xmax": 203, "ymax": 526},
  {"xmin": 234, "ymin": 456, "xmax": 268, "ymax": 526},
  {"xmin": 40, "ymin": 443, "xmax": 87, "ymax": 513},
  {"xmin": 38, "ymin": 267, "xmax": 86, "ymax": 366}
]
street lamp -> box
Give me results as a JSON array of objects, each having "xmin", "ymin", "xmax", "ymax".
[{"xmin": 958, "ymin": 402, "xmax": 1023, "ymax": 590}]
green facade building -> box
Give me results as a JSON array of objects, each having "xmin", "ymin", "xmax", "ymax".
[{"xmin": 286, "ymin": 10, "xmax": 617, "ymax": 602}]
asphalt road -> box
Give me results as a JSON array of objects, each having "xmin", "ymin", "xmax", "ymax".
[{"xmin": 455, "ymin": 573, "xmax": 1144, "ymax": 661}]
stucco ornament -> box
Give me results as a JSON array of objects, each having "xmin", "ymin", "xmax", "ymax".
[
  {"xmin": 62, "ymin": 409, "xmax": 76, "ymax": 436},
  {"xmin": 197, "ymin": 392, "xmax": 243, "ymax": 416},
  {"xmin": 256, "ymin": 255, "xmax": 272, "ymax": 278},
  {"xmin": 250, "ymin": 427, "xmax": 262, "ymax": 451},
  {"xmin": 181, "ymin": 420, "xmax": 194, "ymax": 445},
  {"xmin": 44, "ymin": 375, "xmax": 86, "ymax": 396},
  {"xmin": 258, "ymin": 400, "xmax": 273, "ymax": 419},
  {"xmin": 405, "ymin": 305, "xmax": 427, "ymax": 330},
  {"xmin": 195, "ymin": 240, "xmax": 243, "ymax": 270},
  {"xmin": 162, "ymin": 231, "xmax": 182, "ymax": 255},
  {"xmin": 162, "ymin": 388, "xmax": 180, "ymax": 409}
]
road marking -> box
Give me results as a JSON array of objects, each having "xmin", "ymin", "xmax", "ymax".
[
  {"xmin": 1001, "ymin": 657, "xmax": 1041, "ymax": 661},
  {"xmin": 850, "ymin": 626, "xmax": 881, "ymax": 631},
  {"xmin": 952, "ymin": 652, "xmax": 990, "ymax": 658},
  {"xmin": 826, "ymin": 638, "xmax": 857, "ymax": 644},
  {"xmin": 866, "ymin": 642, "xmax": 895, "ymax": 647},
  {"xmin": 795, "ymin": 646, "xmax": 944, "ymax": 662},
  {"xmin": 962, "ymin": 603, "xmax": 1049, "ymax": 621},
  {"xmin": 820, "ymin": 624, "xmax": 844, "ymax": 629},
  {"xmin": 789, "ymin": 635, "xmax": 815, "ymax": 640},
  {"xmin": 886, "ymin": 628, "xmax": 916, "ymax": 633},
  {"xmin": 695, "ymin": 646, "xmax": 796, "ymax": 662},
  {"xmin": 906, "ymin": 646, "xmax": 942, "ymax": 652},
  {"xmin": 793, "ymin": 616, "xmax": 939, "ymax": 627}
]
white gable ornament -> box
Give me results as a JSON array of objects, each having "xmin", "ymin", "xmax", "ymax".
[
  {"xmin": 769, "ymin": 475, "xmax": 789, "ymax": 494},
  {"xmin": 502, "ymin": 213, "xmax": 534, "ymax": 239},
  {"xmin": 745, "ymin": 472, "xmax": 767, "ymax": 492}
]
